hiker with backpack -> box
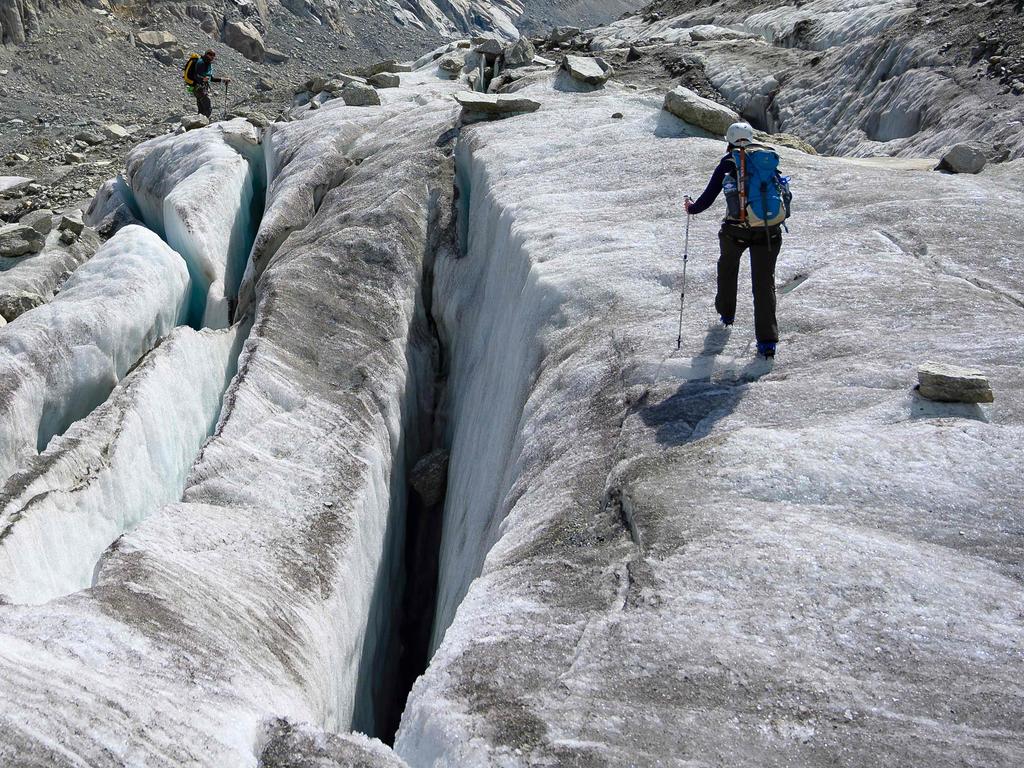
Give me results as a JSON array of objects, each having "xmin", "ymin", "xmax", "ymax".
[
  {"xmin": 184, "ymin": 49, "xmax": 231, "ymax": 119},
  {"xmin": 685, "ymin": 121, "xmax": 791, "ymax": 358}
]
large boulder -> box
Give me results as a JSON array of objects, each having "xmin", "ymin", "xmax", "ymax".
[
  {"xmin": 0, "ymin": 291, "xmax": 44, "ymax": 322},
  {"xmin": 438, "ymin": 51, "xmax": 467, "ymax": 76},
  {"xmin": 917, "ymin": 362, "xmax": 994, "ymax": 403},
  {"xmin": 18, "ymin": 208, "xmax": 52, "ymax": 235},
  {"xmin": 936, "ymin": 143, "xmax": 987, "ymax": 174},
  {"xmin": 0, "ymin": 223, "xmax": 45, "ymax": 258},
  {"xmin": 368, "ymin": 72, "xmax": 400, "ymax": 89},
  {"xmin": 548, "ymin": 26, "xmax": 581, "ymax": 44},
  {"xmin": 663, "ymin": 85, "xmax": 739, "ymax": 136},
  {"xmin": 341, "ymin": 82, "xmax": 380, "ymax": 107},
  {"xmin": 561, "ymin": 55, "xmax": 612, "ymax": 86},
  {"xmin": 222, "ymin": 20, "xmax": 265, "ymax": 63},
  {"xmin": 504, "ymin": 37, "xmax": 535, "ymax": 68}
]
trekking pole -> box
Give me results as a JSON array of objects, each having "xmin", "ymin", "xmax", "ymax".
[
  {"xmin": 676, "ymin": 197, "xmax": 691, "ymax": 350},
  {"xmin": 222, "ymin": 80, "xmax": 229, "ymax": 120}
]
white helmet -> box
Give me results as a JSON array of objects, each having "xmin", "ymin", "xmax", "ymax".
[{"xmin": 726, "ymin": 121, "xmax": 754, "ymax": 146}]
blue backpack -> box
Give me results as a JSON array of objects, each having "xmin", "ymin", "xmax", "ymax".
[{"xmin": 729, "ymin": 145, "xmax": 792, "ymax": 228}]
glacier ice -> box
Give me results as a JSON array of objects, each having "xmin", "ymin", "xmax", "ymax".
[
  {"xmin": 125, "ymin": 119, "xmax": 263, "ymax": 328},
  {"xmin": 0, "ymin": 224, "xmax": 189, "ymax": 484},
  {"xmin": 0, "ymin": 324, "xmax": 244, "ymax": 604},
  {"xmin": 0, "ymin": 49, "xmax": 1021, "ymax": 768}
]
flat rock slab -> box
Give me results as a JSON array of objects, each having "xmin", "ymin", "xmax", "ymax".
[
  {"xmin": 663, "ymin": 85, "xmax": 739, "ymax": 137},
  {"xmin": 937, "ymin": 142, "xmax": 987, "ymax": 174},
  {"xmin": 454, "ymin": 92, "xmax": 541, "ymax": 119},
  {"xmin": 0, "ymin": 177, "xmax": 33, "ymax": 196},
  {"xmin": 562, "ymin": 55, "xmax": 613, "ymax": 85},
  {"xmin": 918, "ymin": 361, "xmax": 994, "ymax": 403}
]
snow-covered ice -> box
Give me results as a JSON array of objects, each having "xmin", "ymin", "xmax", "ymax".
[{"xmin": 0, "ymin": 224, "xmax": 189, "ymax": 484}]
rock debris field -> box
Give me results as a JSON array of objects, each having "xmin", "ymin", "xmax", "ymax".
[{"xmin": 0, "ymin": 2, "xmax": 1023, "ymax": 767}]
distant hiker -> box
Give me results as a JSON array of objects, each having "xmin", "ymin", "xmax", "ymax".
[
  {"xmin": 183, "ymin": 49, "xmax": 231, "ymax": 119},
  {"xmin": 685, "ymin": 121, "xmax": 792, "ymax": 358}
]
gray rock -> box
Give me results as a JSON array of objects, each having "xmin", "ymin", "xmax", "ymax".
[
  {"xmin": 256, "ymin": 77, "xmax": 275, "ymax": 92},
  {"xmin": 368, "ymin": 72, "xmax": 400, "ymax": 89},
  {"xmin": 475, "ymin": 38, "xmax": 503, "ymax": 56},
  {"xmin": 75, "ymin": 130, "xmax": 106, "ymax": 146},
  {"xmin": 0, "ymin": 291, "xmax": 44, "ymax": 322},
  {"xmin": 264, "ymin": 48, "xmax": 289, "ymax": 64},
  {"xmin": 153, "ymin": 49, "xmax": 175, "ymax": 66},
  {"xmin": 135, "ymin": 30, "xmax": 178, "ymax": 50},
  {"xmin": 181, "ymin": 114, "xmax": 210, "ymax": 131},
  {"xmin": 363, "ymin": 59, "xmax": 412, "ymax": 76},
  {"xmin": 663, "ymin": 85, "xmax": 739, "ymax": 136},
  {"xmin": 58, "ymin": 214, "xmax": 85, "ymax": 236},
  {"xmin": 18, "ymin": 208, "xmax": 52, "ymax": 235},
  {"xmin": 410, "ymin": 449, "xmax": 450, "ymax": 507},
  {"xmin": 0, "ymin": 223, "xmax": 45, "ymax": 257},
  {"xmin": 222, "ymin": 20, "xmax": 265, "ymax": 63},
  {"xmin": 66, "ymin": 152, "xmax": 88, "ymax": 164},
  {"xmin": 199, "ymin": 14, "xmax": 218, "ymax": 34},
  {"xmin": 937, "ymin": 143, "xmax": 987, "ymax": 174},
  {"xmin": 561, "ymin": 55, "xmax": 613, "ymax": 86},
  {"xmin": 341, "ymin": 82, "xmax": 380, "ymax": 107},
  {"xmin": 102, "ymin": 124, "xmax": 130, "ymax": 139},
  {"xmin": 454, "ymin": 91, "xmax": 541, "ymax": 123},
  {"xmin": 438, "ymin": 52, "xmax": 467, "ymax": 75},
  {"xmin": 549, "ymin": 26, "xmax": 581, "ymax": 44},
  {"xmin": 503, "ymin": 37, "xmax": 535, "ymax": 68},
  {"xmin": 917, "ymin": 362, "xmax": 994, "ymax": 403}
]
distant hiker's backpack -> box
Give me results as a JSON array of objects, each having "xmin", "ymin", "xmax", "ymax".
[
  {"xmin": 183, "ymin": 53, "xmax": 200, "ymax": 91},
  {"xmin": 724, "ymin": 145, "xmax": 792, "ymax": 228}
]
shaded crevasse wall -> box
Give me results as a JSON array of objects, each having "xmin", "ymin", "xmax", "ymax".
[
  {"xmin": 0, "ymin": 225, "xmax": 190, "ymax": 484},
  {"xmin": 427, "ymin": 133, "xmax": 556, "ymax": 652},
  {"xmin": 125, "ymin": 121, "xmax": 265, "ymax": 328},
  {"xmin": 0, "ymin": 324, "xmax": 245, "ymax": 605}
]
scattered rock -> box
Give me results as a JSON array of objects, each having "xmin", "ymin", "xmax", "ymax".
[
  {"xmin": 627, "ymin": 45, "xmax": 643, "ymax": 62},
  {"xmin": 58, "ymin": 214, "xmax": 85, "ymax": 236},
  {"xmin": 936, "ymin": 143, "xmax": 988, "ymax": 174},
  {"xmin": 6, "ymin": 153, "xmax": 29, "ymax": 164},
  {"xmin": 363, "ymin": 59, "xmax": 412, "ymax": 76},
  {"xmin": 222, "ymin": 20, "xmax": 266, "ymax": 63},
  {"xmin": 59, "ymin": 229, "xmax": 79, "ymax": 245},
  {"xmin": 135, "ymin": 30, "xmax": 178, "ymax": 50},
  {"xmin": 917, "ymin": 362, "xmax": 994, "ymax": 403},
  {"xmin": 181, "ymin": 114, "xmax": 210, "ymax": 131},
  {"xmin": 0, "ymin": 291, "xmax": 45, "ymax": 322},
  {"xmin": 438, "ymin": 52, "xmax": 467, "ymax": 75},
  {"xmin": 504, "ymin": 37, "xmax": 535, "ymax": 68},
  {"xmin": 549, "ymin": 26, "xmax": 581, "ymax": 44},
  {"xmin": 256, "ymin": 77, "xmax": 276, "ymax": 92},
  {"xmin": 341, "ymin": 82, "xmax": 380, "ymax": 107},
  {"xmin": 309, "ymin": 100, "xmax": 321, "ymax": 110},
  {"xmin": 0, "ymin": 223, "xmax": 45, "ymax": 257},
  {"xmin": 153, "ymin": 49, "xmax": 176, "ymax": 66},
  {"xmin": 75, "ymin": 130, "xmax": 106, "ymax": 146},
  {"xmin": 454, "ymin": 91, "xmax": 541, "ymax": 123},
  {"xmin": 66, "ymin": 152, "xmax": 88, "ymax": 164},
  {"xmin": 409, "ymin": 449, "xmax": 450, "ymax": 507},
  {"xmin": 612, "ymin": 112, "xmax": 624, "ymax": 119},
  {"xmin": 199, "ymin": 14, "xmax": 218, "ymax": 34},
  {"xmin": 561, "ymin": 55, "xmax": 613, "ymax": 86},
  {"xmin": 475, "ymin": 39, "xmax": 503, "ymax": 57},
  {"xmin": 755, "ymin": 130, "xmax": 817, "ymax": 154},
  {"xmin": 663, "ymin": 85, "xmax": 739, "ymax": 136},
  {"xmin": 368, "ymin": 72, "xmax": 400, "ymax": 89},
  {"xmin": 18, "ymin": 209, "xmax": 53, "ymax": 235},
  {"xmin": 264, "ymin": 48, "xmax": 289, "ymax": 64}
]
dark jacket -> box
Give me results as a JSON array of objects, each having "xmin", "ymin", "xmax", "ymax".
[
  {"xmin": 193, "ymin": 58, "xmax": 223, "ymax": 88},
  {"xmin": 688, "ymin": 152, "xmax": 735, "ymax": 217}
]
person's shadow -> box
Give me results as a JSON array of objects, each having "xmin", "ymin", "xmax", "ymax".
[{"xmin": 641, "ymin": 323, "xmax": 772, "ymax": 446}]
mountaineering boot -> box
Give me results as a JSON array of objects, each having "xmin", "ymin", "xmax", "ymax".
[
  {"xmin": 720, "ymin": 315, "xmax": 734, "ymax": 326},
  {"xmin": 757, "ymin": 341, "xmax": 776, "ymax": 358}
]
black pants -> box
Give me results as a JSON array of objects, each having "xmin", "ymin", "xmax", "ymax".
[
  {"xmin": 195, "ymin": 87, "xmax": 212, "ymax": 118},
  {"xmin": 716, "ymin": 223, "xmax": 782, "ymax": 343}
]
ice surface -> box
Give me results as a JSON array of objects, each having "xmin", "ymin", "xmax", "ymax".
[
  {"xmin": 0, "ymin": 225, "xmax": 189, "ymax": 484},
  {"xmin": 395, "ymin": 76, "xmax": 1024, "ymax": 765},
  {"xmin": 0, "ymin": 227, "xmax": 101, "ymax": 320},
  {"xmin": 0, "ymin": 83, "xmax": 458, "ymax": 765},
  {"xmin": 0, "ymin": 324, "xmax": 243, "ymax": 604},
  {"xmin": 125, "ymin": 120, "xmax": 262, "ymax": 328}
]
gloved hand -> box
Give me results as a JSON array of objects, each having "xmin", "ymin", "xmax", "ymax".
[{"xmin": 684, "ymin": 196, "xmax": 694, "ymax": 214}]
